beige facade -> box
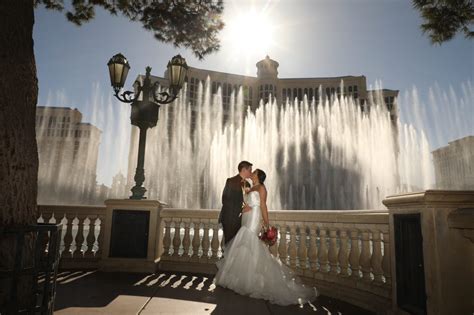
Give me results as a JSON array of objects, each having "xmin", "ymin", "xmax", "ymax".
[
  {"xmin": 432, "ymin": 135, "xmax": 474, "ymax": 190},
  {"xmin": 148, "ymin": 55, "xmax": 399, "ymax": 118},
  {"xmin": 36, "ymin": 106, "xmax": 101, "ymax": 204}
]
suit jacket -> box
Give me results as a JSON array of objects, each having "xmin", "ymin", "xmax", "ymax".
[{"xmin": 219, "ymin": 174, "xmax": 246, "ymax": 244}]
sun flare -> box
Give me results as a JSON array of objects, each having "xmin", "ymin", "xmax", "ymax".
[{"xmin": 224, "ymin": 8, "xmax": 276, "ymax": 59}]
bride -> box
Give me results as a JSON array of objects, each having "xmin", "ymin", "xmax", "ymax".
[{"xmin": 215, "ymin": 169, "xmax": 318, "ymax": 306}]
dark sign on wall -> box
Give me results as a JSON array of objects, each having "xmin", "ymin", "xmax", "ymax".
[{"xmin": 109, "ymin": 209, "xmax": 150, "ymax": 258}]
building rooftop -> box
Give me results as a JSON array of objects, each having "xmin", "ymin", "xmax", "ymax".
[{"xmin": 37, "ymin": 106, "xmax": 78, "ymax": 111}]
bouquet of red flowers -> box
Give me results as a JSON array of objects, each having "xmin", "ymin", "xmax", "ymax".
[{"xmin": 259, "ymin": 225, "xmax": 278, "ymax": 246}]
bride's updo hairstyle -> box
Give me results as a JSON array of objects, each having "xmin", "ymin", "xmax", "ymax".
[{"xmin": 256, "ymin": 169, "xmax": 266, "ymax": 185}]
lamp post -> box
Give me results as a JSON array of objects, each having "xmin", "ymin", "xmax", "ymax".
[{"xmin": 107, "ymin": 53, "xmax": 188, "ymax": 200}]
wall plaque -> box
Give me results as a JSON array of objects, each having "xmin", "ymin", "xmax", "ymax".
[{"xmin": 109, "ymin": 209, "xmax": 150, "ymax": 258}]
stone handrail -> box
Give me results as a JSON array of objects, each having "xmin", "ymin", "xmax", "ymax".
[
  {"xmin": 37, "ymin": 204, "xmax": 106, "ymax": 268},
  {"xmin": 159, "ymin": 208, "xmax": 391, "ymax": 312}
]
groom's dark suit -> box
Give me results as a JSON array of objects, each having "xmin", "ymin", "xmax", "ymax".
[{"xmin": 219, "ymin": 174, "xmax": 247, "ymax": 245}]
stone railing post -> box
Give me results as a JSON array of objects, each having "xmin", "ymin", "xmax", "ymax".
[
  {"xmin": 84, "ymin": 215, "xmax": 98, "ymax": 258},
  {"xmin": 338, "ymin": 228, "xmax": 350, "ymax": 276},
  {"xmin": 95, "ymin": 213, "xmax": 105, "ymax": 258},
  {"xmin": 359, "ymin": 229, "xmax": 372, "ymax": 281},
  {"xmin": 72, "ymin": 214, "xmax": 87, "ymax": 259},
  {"xmin": 182, "ymin": 219, "xmax": 191, "ymax": 261},
  {"xmin": 190, "ymin": 221, "xmax": 201, "ymax": 262},
  {"xmin": 210, "ymin": 219, "xmax": 220, "ymax": 262},
  {"xmin": 200, "ymin": 220, "xmax": 210, "ymax": 263},
  {"xmin": 349, "ymin": 228, "xmax": 360, "ymax": 279},
  {"xmin": 288, "ymin": 223, "xmax": 298, "ymax": 268},
  {"xmin": 172, "ymin": 219, "xmax": 182, "ymax": 258},
  {"xmin": 328, "ymin": 227, "xmax": 339, "ymax": 275},
  {"xmin": 162, "ymin": 218, "xmax": 172, "ymax": 259},
  {"xmin": 297, "ymin": 224, "xmax": 308, "ymax": 271},
  {"xmin": 382, "ymin": 229, "xmax": 391, "ymax": 287},
  {"xmin": 278, "ymin": 223, "xmax": 288, "ymax": 265},
  {"xmin": 371, "ymin": 229, "xmax": 384, "ymax": 284},
  {"xmin": 308, "ymin": 224, "xmax": 319, "ymax": 273},
  {"xmin": 62, "ymin": 213, "xmax": 75, "ymax": 259},
  {"xmin": 318, "ymin": 227, "xmax": 329, "ymax": 273}
]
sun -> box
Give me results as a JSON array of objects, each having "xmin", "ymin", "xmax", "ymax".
[{"xmin": 223, "ymin": 7, "xmax": 276, "ymax": 59}]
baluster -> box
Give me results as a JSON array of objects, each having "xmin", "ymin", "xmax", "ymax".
[
  {"xmin": 42, "ymin": 212, "xmax": 53, "ymax": 224},
  {"xmin": 318, "ymin": 227, "xmax": 329, "ymax": 273},
  {"xmin": 95, "ymin": 214, "xmax": 105, "ymax": 257},
  {"xmin": 201, "ymin": 221, "xmax": 210, "ymax": 262},
  {"xmin": 172, "ymin": 219, "xmax": 182, "ymax": 258},
  {"xmin": 278, "ymin": 224, "xmax": 288, "ymax": 265},
  {"xmin": 210, "ymin": 220, "xmax": 220, "ymax": 262},
  {"xmin": 269, "ymin": 223, "xmax": 279, "ymax": 257},
  {"xmin": 360, "ymin": 229, "xmax": 372, "ymax": 281},
  {"xmin": 62, "ymin": 213, "xmax": 75, "ymax": 258},
  {"xmin": 328, "ymin": 227, "xmax": 339, "ymax": 275},
  {"xmin": 219, "ymin": 227, "xmax": 225, "ymax": 258},
  {"xmin": 182, "ymin": 219, "xmax": 191, "ymax": 261},
  {"xmin": 297, "ymin": 225, "xmax": 308, "ymax": 270},
  {"xmin": 40, "ymin": 212, "xmax": 54, "ymax": 254},
  {"xmin": 338, "ymin": 228, "xmax": 350, "ymax": 276},
  {"xmin": 371, "ymin": 229, "xmax": 384, "ymax": 284},
  {"xmin": 288, "ymin": 224, "xmax": 297, "ymax": 268},
  {"xmin": 349, "ymin": 229, "xmax": 361, "ymax": 278},
  {"xmin": 84, "ymin": 215, "xmax": 97, "ymax": 258},
  {"xmin": 308, "ymin": 224, "xmax": 319, "ymax": 272},
  {"xmin": 191, "ymin": 221, "xmax": 201, "ymax": 262},
  {"xmin": 382, "ymin": 229, "xmax": 391, "ymax": 287},
  {"xmin": 269, "ymin": 222, "xmax": 281, "ymax": 257},
  {"xmin": 162, "ymin": 219, "xmax": 172, "ymax": 259},
  {"xmin": 73, "ymin": 214, "xmax": 87, "ymax": 258}
]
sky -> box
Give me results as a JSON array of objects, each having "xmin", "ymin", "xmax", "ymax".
[{"xmin": 33, "ymin": 0, "xmax": 473, "ymax": 185}]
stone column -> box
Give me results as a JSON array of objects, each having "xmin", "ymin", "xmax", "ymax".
[{"xmin": 383, "ymin": 190, "xmax": 474, "ymax": 315}]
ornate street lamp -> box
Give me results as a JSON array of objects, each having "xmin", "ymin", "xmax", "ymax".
[{"xmin": 107, "ymin": 53, "xmax": 188, "ymax": 199}]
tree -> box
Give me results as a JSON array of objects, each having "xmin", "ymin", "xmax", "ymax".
[
  {"xmin": 413, "ymin": 0, "xmax": 474, "ymax": 44},
  {"xmin": 0, "ymin": 0, "xmax": 223, "ymax": 310}
]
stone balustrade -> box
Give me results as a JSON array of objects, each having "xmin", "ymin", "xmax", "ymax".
[
  {"xmin": 37, "ymin": 204, "xmax": 105, "ymax": 268},
  {"xmin": 37, "ymin": 205, "xmax": 391, "ymax": 312},
  {"xmin": 158, "ymin": 208, "xmax": 391, "ymax": 312}
]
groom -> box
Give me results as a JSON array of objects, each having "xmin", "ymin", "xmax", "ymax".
[{"xmin": 219, "ymin": 161, "xmax": 253, "ymax": 245}]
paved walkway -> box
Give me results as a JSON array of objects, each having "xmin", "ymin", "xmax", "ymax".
[{"xmin": 53, "ymin": 270, "xmax": 374, "ymax": 315}]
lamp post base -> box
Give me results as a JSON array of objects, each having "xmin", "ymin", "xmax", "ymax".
[{"xmin": 130, "ymin": 185, "xmax": 147, "ymax": 200}]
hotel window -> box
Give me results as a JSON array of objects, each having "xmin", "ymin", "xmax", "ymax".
[
  {"xmin": 348, "ymin": 86, "xmax": 353, "ymax": 92},
  {"xmin": 304, "ymin": 88, "xmax": 308, "ymax": 97},
  {"xmin": 212, "ymin": 82, "xmax": 217, "ymax": 94},
  {"xmin": 308, "ymin": 88, "xmax": 313, "ymax": 100},
  {"xmin": 337, "ymin": 87, "xmax": 341, "ymax": 93},
  {"xmin": 331, "ymin": 87, "xmax": 335, "ymax": 94},
  {"xmin": 298, "ymin": 88, "xmax": 302, "ymax": 100},
  {"xmin": 293, "ymin": 88, "xmax": 297, "ymax": 99},
  {"xmin": 325, "ymin": 87, "xmax": 330, "ymax": 97},
  {"xmin": 282, "ymin": 89, "xmax": 287, "ymax": 100},
  {"xmin": 354, "ymin": 85, "xmax": 358, "ymax": 92}
]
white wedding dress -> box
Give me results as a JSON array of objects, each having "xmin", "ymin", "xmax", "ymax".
[{"xmin": 215, "ymin": 191, "xmax": 318, "ymax": 306}]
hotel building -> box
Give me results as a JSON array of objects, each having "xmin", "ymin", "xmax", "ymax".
[{"xmin": 35, "ymin": 106, "xmax": 102, "ymax": 204}]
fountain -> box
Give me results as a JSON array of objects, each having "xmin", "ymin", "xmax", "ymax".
[{"xmin": 128, "ymin": 78, "xmax": 434, "ymax": 209}]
